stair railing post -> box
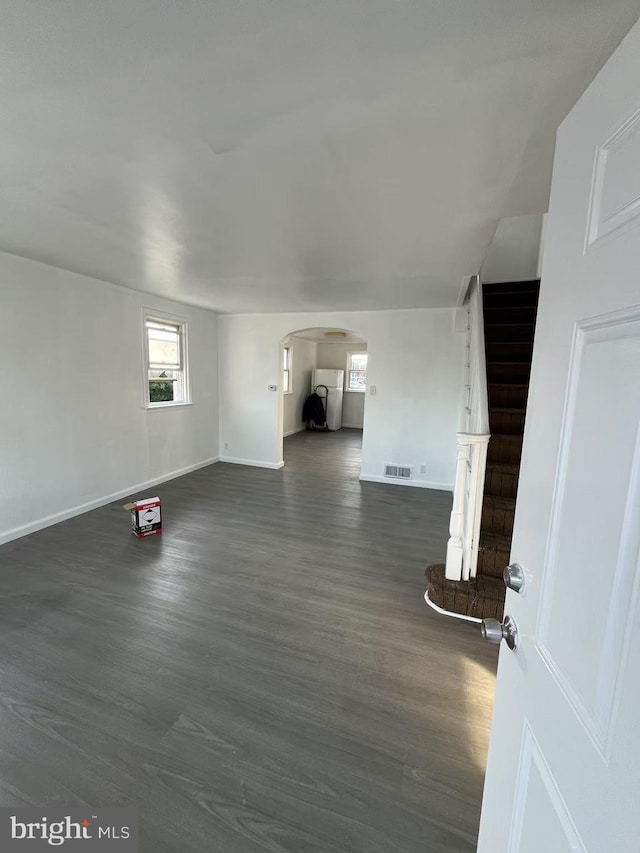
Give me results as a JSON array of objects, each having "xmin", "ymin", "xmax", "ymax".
[
  {"xmin": 446, "ymin": 435, "xmax": 470, "ymax": 580},
  {"xmin": 466, "ymin": 434, "xmax": 491, "ymax": 579}
]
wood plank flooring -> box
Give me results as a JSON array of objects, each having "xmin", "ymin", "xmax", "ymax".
[{"xmin": 0, "ymin": 429, "xmax": 498, "ymax": 852}]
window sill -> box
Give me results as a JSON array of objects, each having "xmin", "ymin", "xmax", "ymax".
[
  {"xmin": 345, "ymin": 389, "xmax": 366, "ymax": 393},
  {"xmin": 145, "ymin": 401, "xmax": 194, "ymax": 410},
  {"xmin": 283, "ymin": 391, "xmax": 293, "ymax": 396}
]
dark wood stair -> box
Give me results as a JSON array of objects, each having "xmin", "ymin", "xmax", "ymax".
[{"xmin": 427, "ymin": 280, "xmax": 539, "ymax": 619}]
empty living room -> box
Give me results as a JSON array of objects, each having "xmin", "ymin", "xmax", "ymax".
[{"xmin": 2, "ymin": 3, "xmax": 640, "ymax": 851}]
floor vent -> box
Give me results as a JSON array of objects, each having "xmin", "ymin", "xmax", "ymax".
[{"xmin": 384, "ymin": 464, "xmax": 412, "ymax": 479}]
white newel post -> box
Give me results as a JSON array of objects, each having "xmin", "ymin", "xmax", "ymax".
[
  {"xmin": 463, "ymin": 434, "xmax": 491, "ymax": 579},
  {"xmin": 445, "ymin": 436, "xmax": 470, "ymax": 580}
]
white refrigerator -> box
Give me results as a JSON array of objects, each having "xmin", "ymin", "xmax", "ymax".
[{"xmin": 312, "ymin": 369, "xmax": 344, "ymax": 431}]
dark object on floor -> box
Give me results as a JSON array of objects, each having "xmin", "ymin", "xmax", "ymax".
[{"xmin": 302, "ymin": 386, "xmax": 328, "ymax": 430}]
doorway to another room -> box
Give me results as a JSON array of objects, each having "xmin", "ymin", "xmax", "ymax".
[{"xmin": 280, "ymin": 327, "xmax": 368, "ymax": 474}]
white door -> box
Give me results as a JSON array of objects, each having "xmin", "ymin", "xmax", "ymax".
[{"xmin": 478, "ymin": 20, "xmax": 640, "ymax": 853}]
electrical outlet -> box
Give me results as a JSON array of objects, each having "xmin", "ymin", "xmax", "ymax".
[
  {"xmin": 370, "ymin": 385, "xmax": 377, "ymax": 395},
  {"xmin": 420, "ymin": 464, "xmax": 427, "ymax": 474}
]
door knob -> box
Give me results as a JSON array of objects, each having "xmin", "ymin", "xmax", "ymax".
[
  {"xmin": 504, "ymin": 562, "xmax": 526, "ymax": 593},
  {"xmin": 481, "ymin": 614, "xmax": 519, "ymax": 650}
]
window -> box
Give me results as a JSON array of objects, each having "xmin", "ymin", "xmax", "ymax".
[
  {"xmin": 347, "ymin": 352, "xmax": 368, "ymax": 391},
  {"xmin": 283, "ymin": 345, "xmax": 292, "ymax": 394},
  {"xmin": 144, "ymin": 316, "xmax": 189, "ymax": 406}
]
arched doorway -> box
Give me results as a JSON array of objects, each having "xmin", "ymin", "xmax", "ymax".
[{"xmin": 279, "ymin": 327, "xmax": 368, "ymax": 470}]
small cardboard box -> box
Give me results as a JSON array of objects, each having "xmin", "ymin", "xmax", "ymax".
[{"xmin": 123, "ymin": 496, "xmax": 162, "ymax": 538}]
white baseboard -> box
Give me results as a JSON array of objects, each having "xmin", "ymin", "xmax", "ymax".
[
  {"xmin": 359, "ymin": 474, "xmax": 452, "ymax": 491},
  {"xmin": 220, "ymin": 456, "xmax": 284, "ymax": 470},
  {"xmin": 341, "ymin": 424, "xmax": 364, "ymax": 430},
  {"xmin": 283, "ymin": 426, "xmax": 306, "ymax": 437},
  {"xmin": 0, "ymin": 456, "xmax": 221, "ymax": 546}
]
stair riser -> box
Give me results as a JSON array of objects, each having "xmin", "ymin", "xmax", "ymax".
[
  {"xmin": 483, "ymin": 292, "xmax": 539, "ymax": 309},
  {"xmin": 488, "ymin": 437, "xmax": 523, "ymax": 465},
  {"xmin": 490, "ymin": 410, "xmax": 525, "ymax": 435},
  {"xmin": 487, "ymin": 362, "xmax": 531, "ymax": 384},
  {"xmin": 481, "ymin": 504, "xmax": 516, "ymax": 537},
  {"xmin": 426, "ymin": 566, "xmax": 505, "ymax": 620},
  {"xmin": 485, "ymin": 466, "xmax": 519, "ymax": 500},
  {"xmin": 488, "ymin": 384, "xmax": 529, "ymax": 409},
  {"xmin": 477, "ymin": 545, "xmax": 511, "ymax": 577},
  {"xmin": 485, "ymin": 323, "xmax": 535, "ymax": 343},
  {"xmin": 484, "ymin": 306, "xmax": 537, "ymax": 325},
  {"xmin": 486, "ymin": 342, "xmax": 534, "ymax": 362},
  {"xmin": 483, "ymin": 280, "xmax": 541, "ymax": 295}
]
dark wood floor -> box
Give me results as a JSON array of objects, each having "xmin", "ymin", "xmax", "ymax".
[{"xmin": 0, "ymin": 429, "xmax": 497, "ymax": 852}]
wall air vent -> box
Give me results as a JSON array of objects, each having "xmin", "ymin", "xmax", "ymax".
[{"xmin": 384, "ymin": 465, "xmax": 412, "ymax": 479}]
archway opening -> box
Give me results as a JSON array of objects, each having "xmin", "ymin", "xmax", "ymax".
[{"xmin": 279, "ymin": 327, "xmax": 368, "ymax": 472}]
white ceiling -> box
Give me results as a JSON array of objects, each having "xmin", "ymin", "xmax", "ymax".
[{"xmin": 1, "ymin": 2, "xmax": 638, "ymax": 313}]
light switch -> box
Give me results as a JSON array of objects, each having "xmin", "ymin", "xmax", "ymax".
[{"xmin": 370, "ymin": 385, "xmax": 377, "ymax": 395}]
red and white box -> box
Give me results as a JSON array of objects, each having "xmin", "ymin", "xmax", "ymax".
[{"xmin": 125, "ymin": 496, "xmax": 162, "ymax": 538}]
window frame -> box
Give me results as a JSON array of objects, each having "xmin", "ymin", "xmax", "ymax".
[
  {"xmin": 143, "ymin": 311, "xmax": 191, "ymax": 409},
  {"xmin": 346, "ymin": 351, "xmax": 368, "ymax": 393},
  {"xmin": 282, "ymin": 344, "xmax": 293, "ymax": 395}
]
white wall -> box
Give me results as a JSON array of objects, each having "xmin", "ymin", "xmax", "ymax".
[
  {"xmin": 0, "ymin": 252, "xmax": 219, "ymax": 544},
  {"xmin": 481, "ymin": 214, "xmax": 544, "ymax": 283},
  {"xmin": 219, "ymin": 310, "xmax": 464, "ymax": 489},
  {"xmin": 283, "ymin": 336, "xmax": 317, "ymax": 436},
  {"xmin": 316, "ymin": 342, "xmax": 368, "ymax": 428}
]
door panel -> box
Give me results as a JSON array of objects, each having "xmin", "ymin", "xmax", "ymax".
[
  {"xmin": 478, "ymin": 18, "xmax": 640, "ymax": 853},
  {"xmin": 539, "ymin": 311, "xmax": 640, "ymax": 752},
  {"xmin": 513, "ymin": 726, "xmax": 585, "ymax": 853}
]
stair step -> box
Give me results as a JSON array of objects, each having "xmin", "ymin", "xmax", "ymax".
[
  {"xmin": 483, "ymin": 280, "xmax": 540, "ymax": 295},
  {"xmin": 484, "ymin": 462, "xmax": 520, "ymax": 500},
  {"xmin": 489, "ymin": 407, "xmax": 526, "ymax": 435},
  {"xmin": 480, "ymin": 494, "xmax": 516, "ymax": 539},
  {"xmin": 487, "ymin": 361, "xmax": 531, "ymax": 384},
  {"xmin": 486, "ymin": 341, "xmax": 534, "ymax": 362},
  {"xmin": 483, "ymin": 494, "xmax": 516, "ymax": 511},
  {"xmin": 477, "ymin": 539, "xmax": 512, "ymax": 578},
  {"xmin": 425, "ymin": 564, "xmax": 505, "ymax": 620},
  {"xmin": 488, "ymin": 383, "xmax": 529, "ymax": 409},
  {"xmin": 488, "ymin": 433, "xmax": 523, "ymax": 465},
  {"xmin": 484, "ymin": 322, "xmax": 535, "ymax": 343},
  {"xmin": 483, "ymin": 291, "xmax": 539, "ymax": 309},
  {"xmin": 484, "ymin": 306, "xmax": 537, "ymax": 325}
]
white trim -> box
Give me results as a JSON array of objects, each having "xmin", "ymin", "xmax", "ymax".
[
  {"xmin": 220, "ymin": 456, "xmax": 284, "ymax": 470},
  {"xmin": 423, "ymin": 590, "xmax": 482, "ymax": 624},
  {"xmin": 0, "ymin": 456, "xmax": 221, "ymax": 546},
  {"xmin": 283, "ymin": 426, "xmax": 306, "ymax": 437},
  {"xmin": 145, "ymin": 401, "xmax": 194, "ymax": 411},
  {"xmin": 341, "ymin": 424, "xmax": 364, "ymax": 429},
  {"xmin": 359, "ymin": 474, "xmax": 452, "ymax": 491}
]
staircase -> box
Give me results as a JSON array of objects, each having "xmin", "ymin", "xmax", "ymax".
[{"xmin": 426, "ymin": 280, "xmax": 540, "ymax": 619}]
